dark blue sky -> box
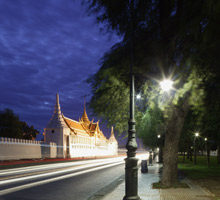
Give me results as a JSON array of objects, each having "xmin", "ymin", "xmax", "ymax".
[{"xmin": 0, "ymin": 0, "xmax": 121, "ymax": 139}]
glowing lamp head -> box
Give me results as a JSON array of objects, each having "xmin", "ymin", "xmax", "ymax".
[
  {"xmin": 136, "ymin": 94, "xmax": 141, "ymax": 99},
  {"xmin": 205, "ymin": 138, "xmax": 207, "ymax": 141},
  {"xmin": 157, "ymin": 135, "xmax": 161, "ymax": 138},
  {"xmin": 160, "ymin": 79, "xmax": 173, "ymax": 92},
  {"xmin": 195, "ymin": 132, "xmax": 199, "ymax": 137}
]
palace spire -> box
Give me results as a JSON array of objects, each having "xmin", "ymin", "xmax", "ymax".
[
  {"xmin": 46, "ymin": 93, "xmax": 67, "ymax": 128},
  {"xmin": 109, "ymin": 126, "xmax": 117, "ymax": 143},
  {"xmin": 81, "ymin": 101, "xmax": 90, "ymax": 124}
]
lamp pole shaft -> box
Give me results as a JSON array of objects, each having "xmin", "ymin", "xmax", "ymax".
[{"xmin": 123, "ymin": 1, "xmax": 140, "ymax": 199}]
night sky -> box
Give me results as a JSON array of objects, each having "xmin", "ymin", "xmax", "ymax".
[{"xmin": 0, "ymin": 0, "xmax": 121, "ymax": 140}]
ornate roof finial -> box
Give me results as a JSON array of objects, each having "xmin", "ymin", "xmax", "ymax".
[
  {"xmin": 81, "ymin": 101, "xmax": 90, "ymax": 124},
  {"xmin": 46, "ymin": 93, "xmax": 67, "ymax": 128},
  {"xmin": 109, "ymin": 126, "xmax": 117, "ymax": 143},
  {"xmin": 55, "ymin": 93, "xmax": 61, "ymax": 113}
]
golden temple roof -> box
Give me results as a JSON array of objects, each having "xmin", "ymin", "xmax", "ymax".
[{"xmin": 47, "ymin": 94, "xmax": 117, "ymax": 143}]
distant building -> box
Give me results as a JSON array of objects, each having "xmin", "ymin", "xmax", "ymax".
[{"xmin": 44, "ymin": 94, "xmax": 118, "ymax": 158}]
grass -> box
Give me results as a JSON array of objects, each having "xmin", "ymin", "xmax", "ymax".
[
  {"xmin": 178, "ymin": 155, "xmax": 220, "ymax": 179},
  {"xmin": 153, "ymin": 156, "xmax": 220, "ymax": 189}
]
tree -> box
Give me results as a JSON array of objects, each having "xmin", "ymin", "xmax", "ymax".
[
  {"xmin": 201, "ymin": 80, "xmax": 220, "ymax": 164},
  {"xmin": 0, "ymin": 109, "xmax": 23, "ymax": 138},
  {"xmin": 136, "ymin": 82, "xmax": 165, "ymax": 153},
  {"xmin": 179, "ymin": 109, "xmax": 198, "ymax": 162},
  {"xmin": 84, "ymin": 0, "xmax": 220, "ymax": 187},
  {"xmin": 21, "ymin": 122, "xmax": 39, "ymax": 140},
  {"xmin": 0, "ymin": 108, "xmax": 39, "ymax": 139}
]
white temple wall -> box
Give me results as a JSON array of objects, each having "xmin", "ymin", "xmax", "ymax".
[
  {"xmin": 41, "ymin": 142, "xmax": 57, "ymax": 158},
  {"xmin": 0, "ymin": 136, "xmax": 118, "ymax": 160},
  {"xmin": 44, "ymin": 128, "xmax": 64, "ymax": 145},
  {"xmin": 69, "ymin": 143, "xmax": 118, "ymax": 158},
  {"xmin": 0, "ymin": 137, "xmax": 57, "ymax": 160},
  {"xmin": 44, "ymin": 127, "xmax": 66, "ymax": 158},
  {"xmin": 63, "ymin": 128, "xmax": 70, "ymax": 158},
  {"xmin": 108, "ymin": 143, "xmax": 118, "ymax": 156}
]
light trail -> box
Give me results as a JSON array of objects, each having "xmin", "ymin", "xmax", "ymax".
[
  {"xmin": 0, "ymin": 157, "xmax": 126, "ymax": 176},
  {"xmin": 0, "ymin": 158, "xmax": 125, "ymax": 185},
  {"xmin": 0, "ymin": 161, "xmax": 124, "ymax": 196}
]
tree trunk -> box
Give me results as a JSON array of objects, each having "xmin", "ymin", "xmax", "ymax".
[
  {"xmin": 159, "ymin": 146, "xmax": 163, "ymax": 163},
  {"xmin": 217, "ymin": 141, "xmax": 220, "ymax": 164},
  {"xmin": 183, "ymin": 150, "xmax": 185, "ymax": 162},
  {"xmin": 187, "ymin": 145, "xmax": 190, "ymax": 159},
  {"xmin": 207, "ymin": 142, "xmax": 210, "ymax": 167},
  {"xmin": 161, "ymin": 102, "xmax": 189, "ymax": 187},
  {"xmin": 190, "ymin": 147, "xmax": 193, "ymax": 161},
  {"xmin": 162, "ymin": 124, "xmax": 181, "ymax": 186}
]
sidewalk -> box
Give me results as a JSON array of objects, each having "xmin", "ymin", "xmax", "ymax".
[{"xmin": 103, "ymin": 163, "xmax": 214, "ymax": 200}]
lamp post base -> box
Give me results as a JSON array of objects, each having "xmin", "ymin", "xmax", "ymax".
[
  {"xmin": 123, "ymin": 197, "xmax": 140, "ymax": 200},
  {"xmin": 123, "ymin": 156, "xmax": 141, "ymax": 200}
]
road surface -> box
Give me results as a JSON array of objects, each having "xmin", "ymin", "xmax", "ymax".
[{"xmin": 0, "ymin": 157, "xmax": 126, "ymax": 200}]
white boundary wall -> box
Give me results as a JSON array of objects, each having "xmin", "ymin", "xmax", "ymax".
[
  {"xmin": 69, "ymin": 145, "xmax": 117, "ymax": 158},
  {"xmin": 0, "ymin": 137, "xmax": 57, "ymax": 160},
  {"xmin": 0, "ymin": 137, "xmax": 118, "ymax": 160}
]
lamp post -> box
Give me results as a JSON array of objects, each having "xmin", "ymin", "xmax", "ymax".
[
  {"xmin": 194, "ymin": 132, "xmax": 199, "ymax": 165},
  {"xmin": 123, "ymin": 53, "xmax": 140, "ymax": 200},
  {"xmin": 123, "ymin": 76, "xmax": 173, "ymax": 199},
  {"xmin": 123, "ymin": 0, "xmax": 140, "ymax": 199},
  {"xmin": 204, "ymin": 137, "xmax": 210, "ymax": 167}
]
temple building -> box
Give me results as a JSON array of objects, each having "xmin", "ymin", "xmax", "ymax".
[{"xmin": 44, "ymin": 94, "xmax": 118, "ymax": 158}]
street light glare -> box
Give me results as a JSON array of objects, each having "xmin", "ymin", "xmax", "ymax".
[
  {"xmin": 136, "ymin": 94, "xmax": 141, "ymax": 99},
  {"xmin": 160, "ymin": 79, "xmax": 173, "ymax": 92},
  {"xmin": 195, "ymin": 132, "xmax": 199, "ymax": 137}
]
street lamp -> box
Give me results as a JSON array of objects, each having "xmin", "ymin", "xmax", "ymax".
[
  {"xmin": 123, "ymin": 0, "xmax": 140, "ymax": 198},
  {"xmin": 124, "ymin": 65, "xmax": 173, "ymax": 198},
  {"xmin": 123, "ymin": 70, "xmax": 140, "ymax": 198},
  {"xmin": 194, "ymin": 132, "xmax": 199, "ymax": 165},
  {"xmin": 160, "ymin": 79, "xmax": 173, "ymax": 92},
  {"xmin": 136, "ymin": 94, "xmax": 141, "ymax": 99}
]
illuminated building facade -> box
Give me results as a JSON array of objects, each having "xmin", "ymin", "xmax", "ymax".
[{"xmin": 44, "ymin": 94, "xmax": 118, "ymax": 158}]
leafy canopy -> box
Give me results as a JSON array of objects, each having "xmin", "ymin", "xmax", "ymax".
[{"xmin": 0, "ymin": 108, "xmax": 39, "ymax": 139}]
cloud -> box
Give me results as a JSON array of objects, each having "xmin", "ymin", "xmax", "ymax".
[{"xmin": 0, "ymin": 0, "xmax": 121, "ymax": 138}]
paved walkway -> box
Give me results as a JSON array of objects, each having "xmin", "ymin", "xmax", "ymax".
[{"xmin": 103, "ymin": 163, "xmax": 214, "ymax": 200}]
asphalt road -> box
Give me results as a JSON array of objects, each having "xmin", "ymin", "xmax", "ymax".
[{"xmin": 0, "ymin": 157, "xmax": 126, "ymax": 200}]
